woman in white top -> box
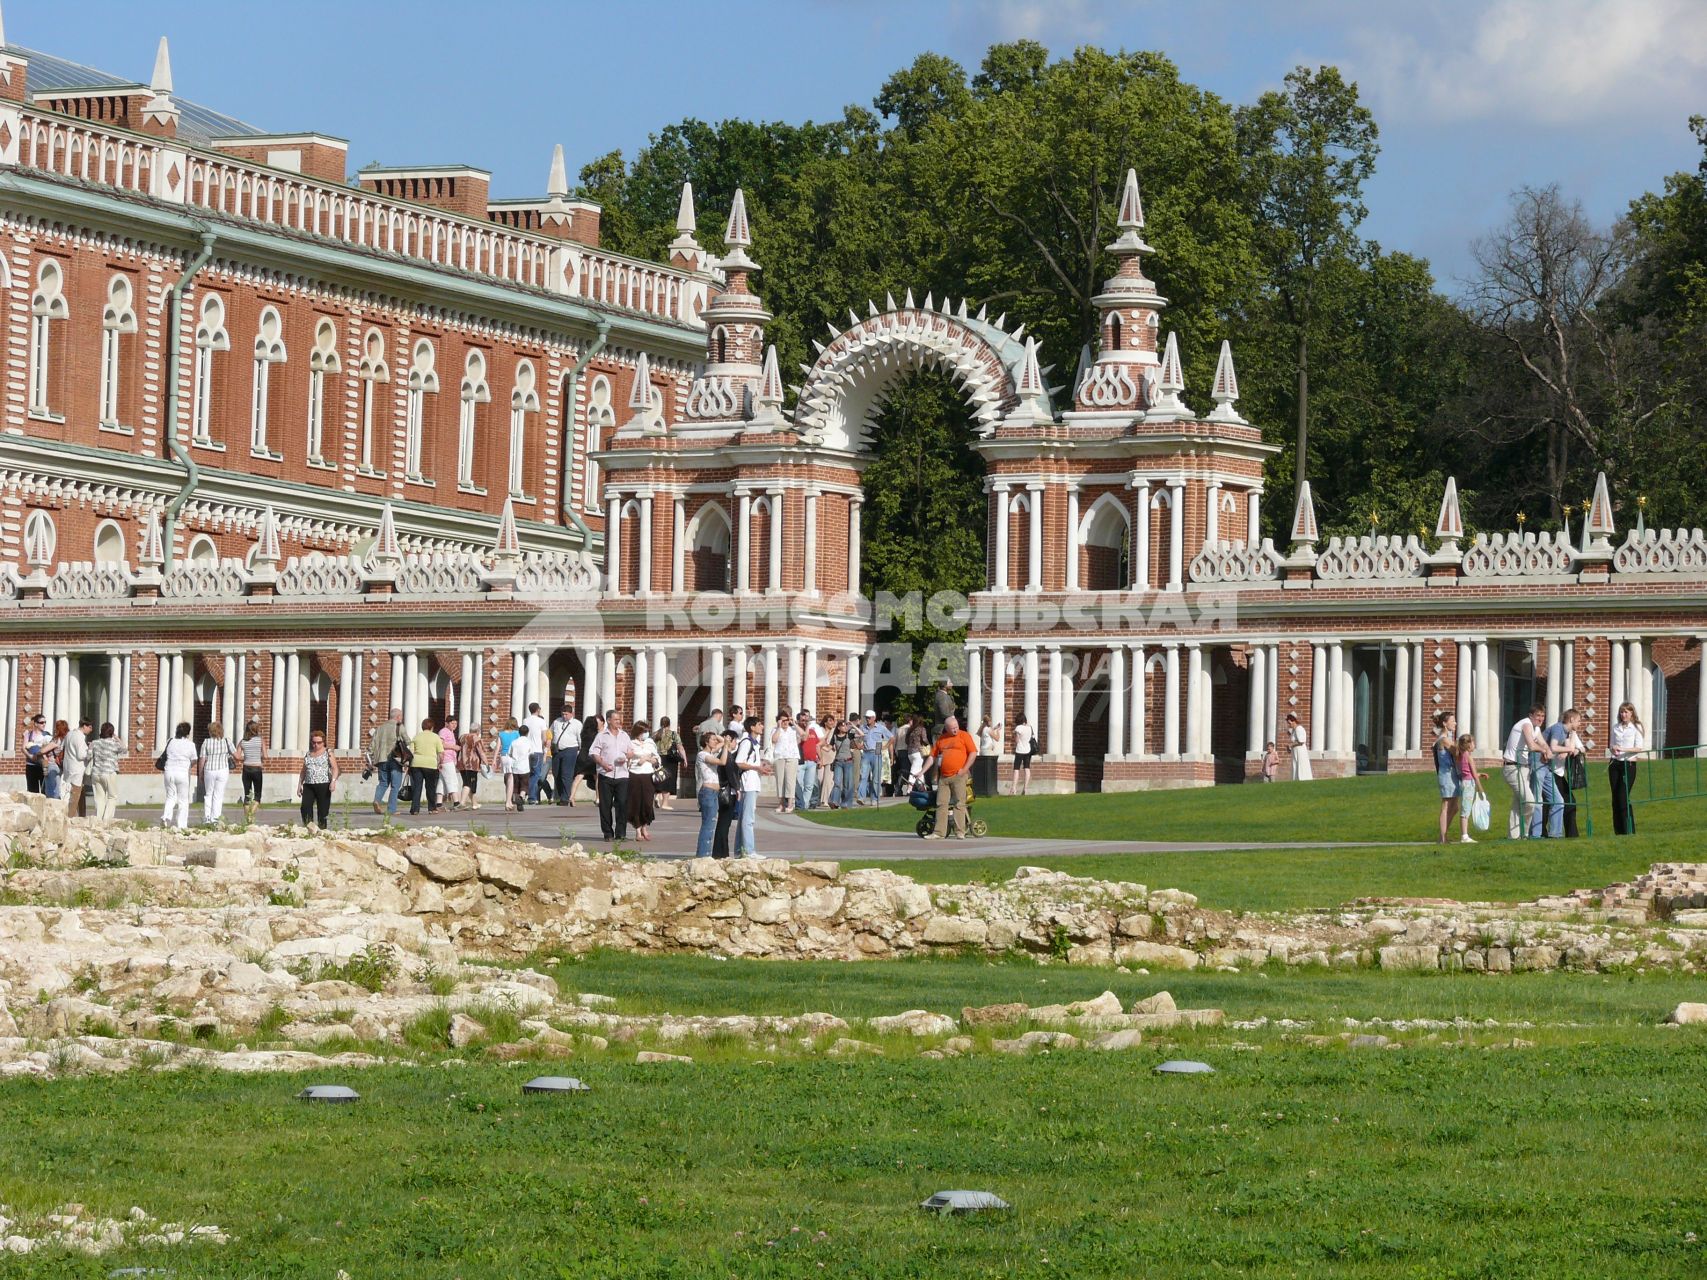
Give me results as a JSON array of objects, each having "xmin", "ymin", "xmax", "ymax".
[
  {"xmin": 198, "ymin": 721, "xmax": 236, "ymax": 826},
  {"xmin": 1286, "ymin": 713, "xmax": 1313, "ymax": 781},
  {"xmin": 1608, "ymin": 700, "xmax": 1646, "ymax": 835},
  {"xmin": 974, "ymin": 718, "xmax": 1002, "ymax": 798},
  {"xmin": 1010, "ymin": 714, "xmax": 1034, "ymax": 795},
  {"xmin": 160, "ymin": 721, "xmax": 197, "ymax": 830}
]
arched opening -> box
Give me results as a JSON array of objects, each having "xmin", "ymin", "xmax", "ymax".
[
  {"xmin": 1079, "ymin": 495, "xmax": 1131, "ymax": 591},
  {"xmin": 187, "ymin": 534, "xmax": 219, "ymax": 565},
  {"xmin": 93, "ymin": 520, "xmax": 125, "ymax": 565},
  {"xmin": 686, "ymin": 502, "xmax": 732, "ymax": 593}
]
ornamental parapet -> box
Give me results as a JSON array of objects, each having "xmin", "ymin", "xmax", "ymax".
[
  {"xmin": 1188, "ymin": 539, "xmax": 1282, "ymax": 585},
  {"xmin": 1314, "ymin": 534, "xmax": 1426, "ymax": 582},
  {"xmin": 1460, "ymin": 531, "xmax": 1575, "ymax": 578},
  {"xmin": 1612, "ymin": 528, "xmax": 1707, "ymax": 575}
]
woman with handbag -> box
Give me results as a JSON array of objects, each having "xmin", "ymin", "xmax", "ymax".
[
  {"xmin": 654, "ymin": 717, "xmax": 681, "ymax": 812},
  {"xmin": 626, "ymin": 720, "xmax": 661, "ymax": 841},
  {"xmin": 41, "ymin": 719, "xmax": 66, "ymax": 799}
]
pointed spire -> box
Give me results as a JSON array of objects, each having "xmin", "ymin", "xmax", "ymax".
[
  {"xmin": 757, "ymin": 345, "xmax": 783, "ymax": 408},
  {"xmin": 150, "ymin": 35, "xmax": 173, "ymax": 94},
  {"xmin": 1434, "ymin": 477, "xmax": 1464, "ymax": 545},
  {"xmin": 1, "ymin": 4, "xmax": 8, "ymax": 48},
  {"xmin": 1146, "ymin": 331, "xmax": 1189, "ymax": 419},
  {"xmin": 1207, "ymin": 339, "xmax": 1244, "ymax": 424},
  {"xmin": 1587, "ymin": 471, "xmax": 1616, "ymax": 542},
  {"xmin": 628, "ymin": 351, "xmax": 654, "ymax": 413},
  {"xmin": 24, "ymin": 512, "xmax": 52, "ymax": 570},
  {"xmin": 1016, "ymin": 337, "xmax": 1045, "ymax": 400},
  {"xmin": 547, "ymin": 144, "xmax": 568, "ymax": 198},
  {"xmin": 724, "ymin": 188, "xmax": 750, "ymax": 246},
  {"xmin": 1289, "ymin": 480, "xmax": 1319, "ymax": 549},
  {"xmin": 493, "ymin": 496, "xmax": 521, "ymax": 560},
  {"xmin": 254, "ymin": 505, "xmax": 282, "ymax": 567},
  {"xmin": 1118, "ymin": 167, "xmax": 1144, "ymax": 229},
  {"xmin": 137, "ymin": 509, "xmax": 165, "ymax": 569},
  {"xmin": 675, "ymin": 180, "xmax": 696, "ymax": 234},
  {"xmin": 372, "ymin": 503, "xmax": 402, "ymax": 563}
]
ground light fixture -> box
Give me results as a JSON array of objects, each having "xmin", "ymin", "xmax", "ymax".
[
  {"xmin": 296, "ymin": 1084, "xmax": 361, "ymax": 1102},
  {"xmin": 919, "ymin": 1190, "xmax": 1011, "ymax": 1215},
  {"xmin": 1154, "ymin": 1060, "xmax": 1215, "ymax": 1075},
  {"xmin": 522, "ymin": 1076, "xmax": 590, "ymax": 1095}
]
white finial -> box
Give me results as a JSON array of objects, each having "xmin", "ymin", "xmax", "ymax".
[
  {"xmin": 1016, "ymin": 337, "xmax": 1045, "ymax": 399},
  {"xmin": 676, "ymin": 181, "xmax": 697, "ymax": 234},
  {"xmin": 24, "ymin": 511, "xmax": 52, "ymax": 570},
  {"xmin": 1, "ymin": 4, "xmax": 8, "ymax": 49},
  {"xmin": 254, "ymin": 505, "xmax": 282, "ymax": 566},
  {"xmin": 547, "ymin": 144, "xmax": 568, "ymax": 198},
  {"xmin": 1146, "ymin": 331, "xmax": 1188, "ymax": 419},
  {"xmin": 628, "ymin": 351, "xmax": 654, "ymax": 414},
  {"xmin": 1290, "ymin": 480, "xmax": 1319, "ymax": 548},
  {"xmin": 372, "ymin": 504, "xmax": 401, "ymax": 563},
  {"xmin": 1587, "ymin": 471, "xmax": 1616, "ymax": 543},
  {"xmin": 758, "ymin": 345, "xmax": 783, "ymax": 408},
  {"xmin": 1118, "ymin": 167, "xmax": 1144, "ymax": 229},
  {"xmin": 1434, "ymin": 477, "xmax": 1463, "ymax": 544},
  {"xmin": 150, "ymin": 35, "xmax": 173, "ymax": 94},
  {"xmin": 137, "ymin": 510, "xmax": 165, "ymax": 568},
  {"xmin": 493, "ymin": 497, "xmax": 521, "ymax": 560},
  {"xmin": 724, "ymin": 188, "xmax": 750, "ymax": 247},
  {"xmin": 1207, "ymin": 339, "xmax": 1244, "ymax": 424}
]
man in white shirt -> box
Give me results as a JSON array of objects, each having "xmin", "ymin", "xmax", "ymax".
[
  {"xmin": 62, "ymin": 716, "xmax": 91, "ymax": 818},
  {"xmin": 697, "ymin": 707, "xmax": 726, "ymax": 737},
  {"xmin": 523, "ymin": 702, "xmax": 549, "ymax": 805},
  {"xmin": 550, "ymin": 705, "xmax": 582, "ymax": 807},
  {"xmin": 770, "ymin": 711, "xmax": 801, "ymax": 813},
  {"xmin": 1501, "ymin": 703, "xmax": 1551, "ymax": 839},
  {"xmin": 590, "ymin": 710, "xmax": 634, "ymax": 841},
  {"xmin": 733, "ymin": 715, "xmax": 767, "ymax": 857}
]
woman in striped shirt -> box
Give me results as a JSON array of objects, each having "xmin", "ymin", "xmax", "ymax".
[
  {"xmin": 199, "ymin": 722, "xmax": 237, "ymax": 826},
  {"xmin": 88, "ymin": 722, "xmax": 122, "ymax": 822}
]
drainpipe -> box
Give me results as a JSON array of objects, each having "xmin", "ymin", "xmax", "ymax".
[
  {"xmin": 163, "ymin": 228, "xmax": 218, "ymax": 568},
  {"xmin": 559, "ymin": 319, "xmax": 611, "ymax": 545}
]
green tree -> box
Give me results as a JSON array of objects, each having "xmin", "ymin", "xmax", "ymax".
[{"xmin": 1236, "ymin": 65, "xmax": 1380, "ymax": 505}]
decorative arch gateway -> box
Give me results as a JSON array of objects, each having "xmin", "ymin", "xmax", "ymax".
[{"xmin": 791, "ymin": 293, "xmax": 1055, "ymax": 450}]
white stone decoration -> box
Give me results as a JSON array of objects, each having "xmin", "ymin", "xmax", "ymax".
[
  {"xmin": 1314, "ymin": 534, "xmax": 1426, "ymax": 581},
  {"xmin": 44, "ymin": 562, "xmax": 132, "ymax": 601},
  {"xmin": 395, "ymin": 551, "xmax": 484, "ymax": 596},
  {"xmin": 512, "ymin": 551, "xmax": 600, "ymax": 597},
  {"xmin": 1187, "ymin": 538, "xmax": 1282, "ymax": 584},
  {"xmin": 1612, "ymin": 528, "xmax": 1707, "ymax": 574},
  {"xmin": 1460, "ymin": 531, "xmax": 1575, "ymax": 578},
  {"xmin": 159, "ymin": 559, "xmax": 247, "ymax": 599},
  {"xmin": 276, "ymin": 555, "xmax": 363, "ymax": 597}
]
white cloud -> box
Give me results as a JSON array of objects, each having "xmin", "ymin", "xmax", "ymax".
[
  {"xmin": 949, "ymin": 0, "xmax": 1113, "ymax": 45},
  {"xmin": 1346, "ymin": 0, "xmax": 1707, "ymax": 126}
]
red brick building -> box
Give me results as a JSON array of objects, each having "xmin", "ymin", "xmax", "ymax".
[{"xmin": 0, "ymin": 27, "xmax": 1701, "ymax": 797}]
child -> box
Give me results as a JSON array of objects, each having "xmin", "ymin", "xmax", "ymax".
[
  {"xmin": 1455, "ymin": 733, "xmax": 1487, "ymax": 844},
  {"xmin": 1260, "ymin": 741, "xmax": 1279, "ymax": 782}
]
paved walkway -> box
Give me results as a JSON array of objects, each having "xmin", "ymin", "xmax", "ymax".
[{"xmin": 117, "ymin": 798, "xmax": 1366, "ymax": 862}]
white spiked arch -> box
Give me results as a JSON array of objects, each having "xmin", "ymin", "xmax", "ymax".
[{"xmin": 792, "ymin": 299, "xmax": 1054, "ymax": 451}]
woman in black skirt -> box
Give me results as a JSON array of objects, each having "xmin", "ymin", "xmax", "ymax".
[
  {"xmin": 572, "ymin": 711, "xmax": 601, "ymax": 806},
  {"xmin": 625, "ymin": 721, "xmax": 660, "ymax": 841}
]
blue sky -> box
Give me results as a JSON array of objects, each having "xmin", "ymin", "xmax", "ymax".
[{"xmin": 10, "ymin": 0, "xmax": 1704, "ymax": 288}]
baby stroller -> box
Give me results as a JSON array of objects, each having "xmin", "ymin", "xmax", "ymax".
[{"xmin": 908, "ymin": 785, "xmax": 988, "ymax": 839}]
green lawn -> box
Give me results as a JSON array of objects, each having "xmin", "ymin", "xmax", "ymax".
[{"xmin": 5, "ymin": 954, "xmax": 1707, "ymax": 1277}]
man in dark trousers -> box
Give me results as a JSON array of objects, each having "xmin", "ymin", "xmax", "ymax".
[{"xmin": 590, "ymin": 710, "xmax": 633, "ymax": 841}]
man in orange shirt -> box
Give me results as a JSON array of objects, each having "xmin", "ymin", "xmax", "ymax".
[{"xmin": 924, "ymin": 714, "xmax": 978, "ymax": 840}]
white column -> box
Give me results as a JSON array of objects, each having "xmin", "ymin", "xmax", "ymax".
[
  {"xmin": 708, "ymin": 647, "xmax": 725, "ymax": 714},
  {"xmin": 1248, "ymin": 645, "xmax": 1267, "ymax": 756},
  {"xmin": 1310, "ymin": 644, "xmax": 1326, "ymax": 754},
  {"xmin": 108, "ymin": 654, "xmax": 124, "ymax": 728},
  {"xmin": 1561, "ymin": 640, "xmax": 1575, "ymax": 717},
  {"xmin": 168, "ymin": 653, "xmax": 185, "ymax": 737},
  {"xmin": 530, "ymin": 649, "xmax": 546, "ymax": 709},
  {"xmin": 1325, "ymin": 644, "xmax": 1344, "ymax": 754},
  {"xmin": 270, "ymin": 654, "xmax": 286, "ymax": 749},
  {"xmin": 804, "ymin": 646, "xmax": 820, "ymax": 716},
  {"xmin": 967, "ymin": 649, "xmax": 983, "ymax": 731},
  {"xmin": 633, "ymin": 650, "xmax": 649, "ymax": 724},
  {"xmin": 1247, "ymin": 489, "xmax": 1261, "ymax": 547},
  {"xmin": 1696, "ymin": 637, "xmax": 1707, "ymax": 757},
  {"xmin": 1610, "ymin": 640, "xmax": 1626, "ymax": 719},
  {"xmin": 1045, "ymin": 647, "xmax": 1064, "ymax": 755},
  {"xmin": 990, "ymin": 648, "xmax": 1007, "ymax": 740},
  {"xmin": 767, "ymin": 488, "xmax": 784, "ymax": 593},
  {"xmin": 845, "ymin": 652, "xmax": 860, "ymax": 718},
  {"xmin": 468, "ymin": 653, "xmax": 481, "ymax": 728},
  {"xmin": 1202, "ymin": 650, "xmax": 1215, "ymax": 759},
  {"xmin": 1163, "ymin": 644, "xmax": 1180, "ymax": 758},
  {"xmin": 784, "ymin": 645, "xmax": 802, "ymax": 712},
  {"xmin": 1185, "ymin": 644, "xmax": 1204, "ymax": 761},
  {"xmin": 1266, "ymin": 644, "xmax": 1281, "ymax": 753},
  {"xmin": 41, "ymin": 654, "xmax": 57, "ymax": 730},
  {"xmin": 577, "ymin": 646, "xmax": 597, "ymax": 715},
  {"xmin": 507, "ymin": 651, "xmax": 523, "ymax": 722},
  {"xmin": 737, "ymin": 491, "xmax": 752, "ymax": 593},
  {"xmin": 1629, "ymin": 637, "xmax": 1647, "ymax": 729},
  {"xmin": 652, "ymin": 649, "xmax": 668, "ymax": 726},
  {"xmin": 1023, "ymin": 647, "xmax": 1040, "ymax": 735},
  {"xmin": 671, "ymin": 495, "xmax": 685, "ymax": 594},
  {"xmin": 1456, "ymin": 641, "xmax": 1473, "ymax": 731},
  {"xmin": 1107, "ymin": 645, "xmax": 1126, "ymax": 760},
  {"xmin": 1391, "ymin": 643, "xmax": 1410, "ymax": 758},
  {"xmin": 120, "ymin": 654, "xmax": 133, "ymax": 744},
  {"xmin": 1408, "ymin": 642, "xmax": 1424, "ymax": 752},
  {"xmin": 389, "ymin": 653, "xmax": 404, "ymax": 712},
  {"xmin": 732, "ymin": 647, "xmax": 749, "ymax": 715},
  {"xmin": 335, "ymin": 653, "xmax": 352, "ymax": 749},
  {"xmin": 993, "ymin": 485, "xmax": 1011, "ymax": 592},
  {"xmin": 156, "ymin": 655, "xmax": 171, "ymax": 752},
  {"xmin": 667, "ymin": 664, "xmax": 681, "ymax": 731},
  {"xmin": 459, "ymin": 653, "xmax": 476, "ymax": 727},
  {"xmin": 847, "ymin": 497, "xmax": 862, "ymax": 596},
  {"xmin": 1065, "ymin": 484, "xmax": 1080, "ymax": 592},
  {"xmin": 803, "ymin": 490, "xmax": 819, "ymax": 596},
  {"xmin": 1339, "ymin": 644, "xmax": 1355, "ymax": 760},
  {"xmin": 1545, "ymin": 640, "xmax": 1562, "ymax": 724},
  {"xmin": 763, "ymin": 645, "xmax": 779, "ymax": 726},
  {"xmin": 1133, "ymin": 480, "xmax": 1151, "ymax": 589},
  {"xmin": 1129, "ymin": 644, "xmax": 1147, "ymax": 758},
  {"xmin": 1026, "ymin": 484, "xmax": 1043, "ymax": 591},
  {"xmin": 638, "ymin": 492, "xmax": 654, "ymax": 595},
  {"xmin": 283, "ymin": 652, "xmax": 301, "ymax": 751},
  {"xmin": 58, "ymin": 654, "xmax": 74, "ymax": 725},
  {"xmin": 604, "ymin": 490, "xmax": 623, "ymax": 594},
  {"xmin": 1167, "ymin": 480, "xmax": 1185, "ymax": 590},
  {"xmin": 1473, "ymin": 641, "xmax": 1492, "ymax": 749},
  {"xmin": 1205, "ymin": 481, "xmax": 1221, "ymax": 546}
]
